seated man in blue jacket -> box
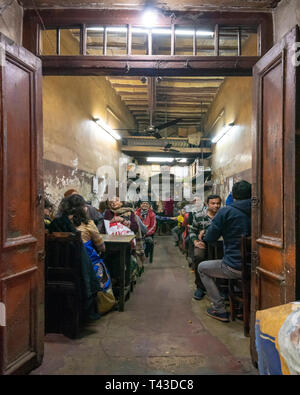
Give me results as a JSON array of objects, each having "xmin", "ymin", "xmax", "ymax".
[{"xmin": 198, "ymin": 180, "xmax": 251, "ymax": 322}]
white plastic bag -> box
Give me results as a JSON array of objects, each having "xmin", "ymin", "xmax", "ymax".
[{"xmin": 104, "ymin": 219, "xmax": 134, "ymax": 236}]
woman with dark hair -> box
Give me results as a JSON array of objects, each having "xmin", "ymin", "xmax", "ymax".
[
  {"xmin": 64, "ymin": 194, "xmax": 105, "ymax": 254},
  {"xmin": 56, "ymin": 189, "xmax": 104, "ymax": 232},
  {"xmin": 63, "ymin": 195, "xmax": 115, "ymax": 314},
  {"xmin": 49, "ymin": 195, "xmax": 111, "ymax": 319}
]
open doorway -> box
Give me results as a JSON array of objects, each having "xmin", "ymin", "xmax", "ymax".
[
  {"xmin": 3, "ymin": 3, "xmax": 298, "ymax": 372},
  {"xmin": 40, "ymin": 71, "xmax": 254, "ymax": 375}
]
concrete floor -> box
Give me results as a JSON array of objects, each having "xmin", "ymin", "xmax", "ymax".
[{"xmin": 31, "ymin": 236, "xmax": 258, "ymax": 375}]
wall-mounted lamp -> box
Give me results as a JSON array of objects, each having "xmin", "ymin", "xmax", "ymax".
[
  {"xmin": 93, "ymin": 117, "xmax": 121, "ymax": 140},
  {"xmin": 211, "ymin": 122, "xmax": 235, "ymax": 144}
]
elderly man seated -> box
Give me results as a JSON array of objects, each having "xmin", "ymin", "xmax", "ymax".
[
  {"xmin": 197, "ymin": 180, "xmax": 251, "ymax": 322},
  {"xmin": 136, "ymin": 201, "xmax": 156, "ymax": 263}
]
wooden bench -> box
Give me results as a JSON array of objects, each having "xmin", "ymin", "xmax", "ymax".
[{"xmin": 45, "ymin": 231, "xmax": 84, "ymax": 339}]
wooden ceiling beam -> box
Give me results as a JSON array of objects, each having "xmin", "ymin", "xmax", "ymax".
[
  {"xmin": 157, "ymin": 87, "xmax": 219, "ymax": 93},
  {"xmin": 119, "ymin": 92, "xmax": 214, "ymax": 98},
  {"xmin": 121, "ymin": 146, "xmax": 212, "ymax": 158},
  {"xmin": 41, "ymin": 56, "xmax": 259, "ymax": 77},
  {"xmin": 129, "ymin": 102, "xmax": 210, "ymax": 106},
  {"xmin": 135, "ymin": 115, "xmax": 203, "ymax": 119},
  {"xmin": 113, "ymin": 84, "xmax": 148, "ymax": 90},
  {"xmin": 156, "ymin": 100, "xmax": 212, "ymax": 105},
  {"xmin": 111, "ymin": 81, "xmax": 223, "ymax": 89},
  {"xmin": 109, "ymin": 76, "xmax": 224, "ymax": 83},
  {"xmin": 128, "ymin": 104, "xmax": 209, "ymax": 110}
]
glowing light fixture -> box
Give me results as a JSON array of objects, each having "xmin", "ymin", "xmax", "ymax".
[
  {"xmin": 211, "ymin": 122, "xmax": 235, "ymax": 144},
  {"xmin": 93, "ymin": 117, "xmax": 121, "ymax": 140},
  {"xmin": 196, "ymin": 30, "xmax": 214, "ymax": 36},
  {"xmin": 152, "ymin": 28, "xmax": 171, "ymax": 35},
  {"xmin": 175, "ymin": 29, "xmax": 214, "ymax": 37},
  {"xmin": 86, "ymin": 27, "xmax": 104, "ymax": 31},
  {"xmin": 142, "ymin": 8, "xmax": 158, "ymax": 28},
  {"xmin": 86, "ymin": 26, "xmax": 214, "ymax": 36},
  {"xmin": 107, "ymin": 27, "xmax": 127, "ymax": 33},
  {"xmin": 147, "ymin": 157, "xmax": 174, "ymax": 163}
]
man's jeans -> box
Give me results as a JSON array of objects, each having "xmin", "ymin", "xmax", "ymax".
[
  {"xmin": 198, "ymin": 260, "xmax": 241, "ymax": 314},
  {"xmin": 193, "ymin": 247, "xmax": 207, "ymax": 290}
]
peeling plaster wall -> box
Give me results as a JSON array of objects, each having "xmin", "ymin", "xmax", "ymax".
[
  {"xmin": 43, "ymin": 75, "xmax": 135, "ymax": 209},
  {"xmin": 273, "ymin": 0, "xmax": 300, "ymax": 43},
  {"xmin": 0, "ymin": 0, "xmax": 23, "ymax": 45}
]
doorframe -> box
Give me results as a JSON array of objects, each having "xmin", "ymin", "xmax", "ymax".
[
  {"xmin": 22, "ymin": 7, "xmax": 275, "ymax": 365},
  {"xmin": 23, "ymin": 8, "xmax": 273, "ymax": 77}
]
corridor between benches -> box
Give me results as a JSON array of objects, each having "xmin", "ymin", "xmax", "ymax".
[{"xmin": 31, "ymin": 236, "xmax": 256, "ymax": 375}]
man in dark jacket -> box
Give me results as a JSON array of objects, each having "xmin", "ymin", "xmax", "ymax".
[{"xmin": 198, "ymin": 180, "xmax": 251, "ymax": 322}]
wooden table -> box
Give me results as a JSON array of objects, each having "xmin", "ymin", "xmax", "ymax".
[{"xmin": 101, "ymin": 234, "xmax": 135, "ymax": 312}]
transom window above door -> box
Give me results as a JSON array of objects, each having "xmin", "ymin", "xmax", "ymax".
[{"xmin": 40, "ymin": 25, "xmax": 259, "ymax": 57}]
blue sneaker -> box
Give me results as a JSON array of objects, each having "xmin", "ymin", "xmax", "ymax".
[
  {"xmin": 193, "ymin": 288, "xmax": 206, "ymax": 300},
  {"xmin": 206, "ymin": 307, "xmax": 229, "ymax": 322}
]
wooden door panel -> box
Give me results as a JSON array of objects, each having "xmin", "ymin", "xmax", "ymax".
[
  {"xmin": 5, "ymin": 60, "xmax": 33, "ymax": 241},
  {"xmin": 257, "ymin": 275, "xmax": 283, "ymax": 308},
  {"xmin": 258, "ymin": 246, "xmax": 284, "ymax": 276},
  {"xmin": 2, "ymin": 268, "xmax": 37, "ymax": 365},
  {"xmin": 261, "ymin": 62, "xmax": 283, "ymax": 242},
  {"xmin": 0, "ymin": 34, "xmax": 44, "ymax": 375},
  {"xmin": 251, "ymin": 26, "xmax": 300, "ymax": 364}
]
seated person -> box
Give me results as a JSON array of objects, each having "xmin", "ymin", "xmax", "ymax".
[
  {"xmin": 181, "ymin": 210, "xmax": 191, "ymax": 253},
  {"xmin": 62, "ymin": 189, "xmax": 104, "ymax": 232},
  {"xmin": 198, "ymin": 180, "xmax": 251, "ymax": 322},
  {"xmin": 126, "ymin": 201, "xmax": 148, "ymax": 236},
  {"xmin": 182, "ymin": 197, "xmax": 205, "ymax": 264},
  {"xmin": 136, "ymin": 200, "xmax": 156, "ymax": 263},
  {"xmin": 65, "ymin": 194, "xmax": 106, "ymax": 254},
  {"xmin": 170, "ymin": 208, "xmax": 185, "ymax": 246},
  {"xmin": 103, "ymin": 196, "xmax": 139, "ymax": 233},
  {"xmin": 62, "ymin": 195, "xmax": 112, "ymax": 299},
  {"xmin": 189, "ymin": 195, "xmax": 221, "ymax": 300},
  {"xmin": 103, "ymin": 197, "xmax": 145, "ymax": 278},
  {"xmin": 49, "ymin": 195, "xmax": 104, "ymax": 321},
  {"xmin": 98, "ymin": 200, "xmax": 107, "ymax": 215}
]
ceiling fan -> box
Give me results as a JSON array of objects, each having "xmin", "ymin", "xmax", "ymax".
[
  {"xmin": 143, "ymin": 118, "xmax": 183, "ymax": 139},
  {"xmin": 113, "ymin": 74, "xmax": 183, "ymax": 138},
  {"xmin": 115, "ymin": 118, "xmax": 183, "ymax": 138}
]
